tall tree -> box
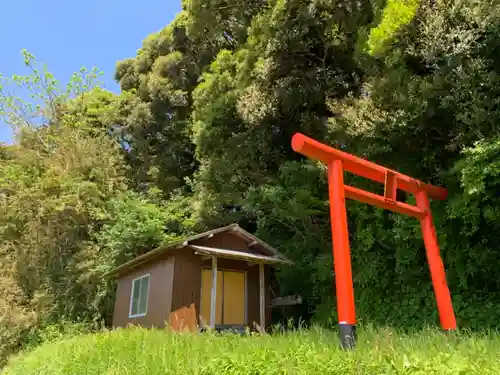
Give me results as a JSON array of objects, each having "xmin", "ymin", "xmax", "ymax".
[
  {"xmin": 190, "ymin": 0, "xmax": 374, "ymax": 225},
  {"xmin": 0, "ymin": 53, "xmax": 189, "ymax": 363}
]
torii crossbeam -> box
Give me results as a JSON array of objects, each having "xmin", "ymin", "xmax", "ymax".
[{"xmin": 291, "ymin": 133, "xmax": 456, "ymax": 349}]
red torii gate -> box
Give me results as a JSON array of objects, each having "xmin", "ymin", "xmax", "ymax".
[{"xmin": 291, "ymin": 133, "xmax": 456, "ymax": 348}]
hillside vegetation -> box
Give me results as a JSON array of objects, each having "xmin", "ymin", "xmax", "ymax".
[
  {"xmin": 2, "ymin": 0, "xmax": 500, "ymax": 365},
  {"xmin": 3, "ymin": 326, "xmax": 500, "ymax": 374}
]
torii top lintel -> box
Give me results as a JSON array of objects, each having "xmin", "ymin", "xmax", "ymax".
[{"xmin": 291, "ymin": 133, "xmax": 447, "ymax": 201}]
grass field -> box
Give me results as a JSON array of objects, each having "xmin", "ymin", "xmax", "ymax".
[{"xmin": 2, "ymin": 325, "xmax": 500, "ymax": 374}]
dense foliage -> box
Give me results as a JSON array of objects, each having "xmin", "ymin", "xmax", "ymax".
[{"xmin": 2, "ymin": 0, "xmax": 500, "ymax": 364}]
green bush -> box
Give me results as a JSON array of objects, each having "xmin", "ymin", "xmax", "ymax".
[{"xmin": 22, "ymin": 320, "xmax": 99, "ymax": 351}]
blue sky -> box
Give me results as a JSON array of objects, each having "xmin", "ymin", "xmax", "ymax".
[{"xmin": 0, "ymin": 0, "xmax": 181, "ymax": 143}]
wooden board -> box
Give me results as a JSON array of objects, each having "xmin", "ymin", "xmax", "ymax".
[{"xmin": 169, "ymin": 303, "xmax": 197, "ymax": 332}]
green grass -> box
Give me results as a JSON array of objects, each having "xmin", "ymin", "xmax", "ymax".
[{"xmin": 2, "ymin": 325, "xmax": 500, "ymax": 374}]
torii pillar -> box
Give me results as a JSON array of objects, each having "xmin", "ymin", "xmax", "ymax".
[{"xmin": 292, "ymin": 133, "xmax": 456, "ymax": 349}]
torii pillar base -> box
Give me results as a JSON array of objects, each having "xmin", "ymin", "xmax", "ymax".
[{"xmin": 339, "ymin": 323, "xmax": 356, "ymax": 350}]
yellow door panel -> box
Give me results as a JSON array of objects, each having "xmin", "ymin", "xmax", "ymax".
[
  {"xmin": 216, "ymin": 271, "xmax": 223, "ymax": 323},
  {"xmin": 223, "ymin": 271, "xmax": 245, "ymax": 325},
  {"xmin": 200, "ymin": 269, "xmax": 211, "ymax": 325},
  {"xmin": 200, "ymin": 269, "xmax": 223, "ymax": 325}
]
